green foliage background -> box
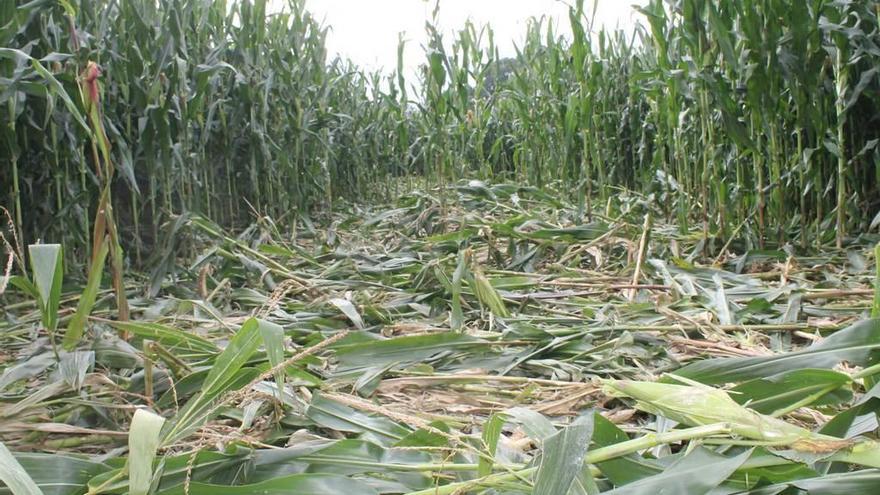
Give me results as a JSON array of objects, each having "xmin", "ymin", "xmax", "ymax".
[{"xmin": 2, "ymin": 0, "xmax": 880, "ymax": 262}]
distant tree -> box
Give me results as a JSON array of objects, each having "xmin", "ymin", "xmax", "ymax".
[{"xmin": 483, "ymin": 57, "xmax": 520, "ymax": 95}]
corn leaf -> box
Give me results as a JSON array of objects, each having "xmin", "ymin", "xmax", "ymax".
[
  {"xmin": 745, "ymin": 470, "xmax": 880, "ymax": 495},
  {"xmin": 478, "ymin": 413, "xmax": 505, "ymax": 477},
  {"xmin": 110, "ymin": 321, "xmax": 219, "ymax": 354},
  {"xmin": 328, "ymin": 298, "xmax": 365, "ymax": 329},
  {"xmin": 730, "ymin": 369, "xmax": 853, "ymax": 415},
  {"xmin": 533, "ymin": 415, "xmax": 594, "ymax": 495},
  {"xmin": 28, "ymin": 244, "xmax": 63, "ymax": 333},
  {"xmin": 257, "ymin": 319, "xmax": 285, "ymax": 399},
  {"xmin": 155, "ymin": 473, "xmax": 379, "ymax": 495},
  {"xmin": 305, "ymin": 392, "xmax": 410, "ymax": 445},
  {"xmin": 63, "ymin": 240, "xmax": 108, "ymax": 350},
  {"xmin": 160, "ymin": 318, "xmax": 263, "ymax": 446},
  {"xmin": 128, "ymin": 409, "xmax": 166, "ymax": 495},
  {"xmin": 603, "ymin": 448, "xmax": 752, "ymax": 495},
  {"xmin": 677, "ymin": 319, "xmax": 880, "ymax": 384},
  {"xmin": 0, "ymin": 441, "xmax": 42, "ymax": 495}
]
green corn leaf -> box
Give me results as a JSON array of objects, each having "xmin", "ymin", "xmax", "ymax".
[
  {"xmin": 86, "ymin": 449, "xmax": 248, "ymax": 494},
  {"xmin": 712, "ymin": 274, "xmax": 733, "ymax": 325},
  {"xmin": 677, "ymin": 319, "xmax": 880, "ymax": 384},
  {"xmin": 0, "ymin": 441, "xmax": 43, "ymax": 495},
  {"xmin": 821, "ymin": 381, "xmax": 880, "ymax": 439},
  {"xmin": 730, "ymin": 369, "xmax": 853, "ymax": 416},
  {"xmin": 533, "ymin": 415, "xmax": 594, "ymax": 495},
  {"xmin": 503, "ymin": 407, "xmax": 557, "ymax": 442},
  {"xmin": 591, "ymin": 414, "xmax": 668, "ymax": 486},
  {"xmin": 7, "ymin": 453, "xmax": 109, "ymax": 495},
  {"xmin": 394, "ymin": 421, "xmax": 450, "ymax": 448},
  {"xmin": 28, "ymin": 244, "xmax": 63, "ymax": 333},
  {"xmin": 63, "ymin": 240, "xmax": 108, "ymax": 351},
  {"xmin": 334, "ymin": 332, "xmax": 483, "ymax": 371},
  {"xmin": 109, "ymin": 321, "xmax": 219, "ymax": 354},
  {"xmin": 160, "ymin": 318, "xmax": 263, "ymax": 446},
  {"xmin": 155, "ymin": 473, "xmax": 379, "ymax": 495},
  {"xmin": 478, "ymin": 413, "xmax": 504, "ymax": 477},
  {"xmin": 305, "ymin": 392, "xmax": 411, "ymax": 445},
  {"xmin": 329, "ymin": 298, "xmax": 365, "ymax": 330},
  {"xmin": 603, "ymin": 448, "xmax": 752, "ymax": 495},
  {"xmin": 0, "ymin": 49, "xmax": 89, "ymax": 132},
  {"xmin": 257, "ymin": 319, "xmax": 285, "ymax": 399},
  {"xmin": 249, "ymin": 438, "xmax": 432, "ymax": 484},
  {"xmin": 745, "ymin": 470, "xmax": 880, "ymax": 495},
  {"xmin": 6, "ymin": 276, "xmax": 38, "ymax": 301},
  {"xmin": 128, "ymin": 409, "xmax": 166, "ymax": 495}
]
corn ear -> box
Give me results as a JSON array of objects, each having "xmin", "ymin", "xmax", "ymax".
[
  {"xmin": 471, "ymin": 265, "xmax": 509, "ymax": 317},
  {"xmin": 604, "ymin": 378, "xmax": 880, "ymax": 467},
  {"xmin": 604, "ymin": 379, "xmax": 808, "ymax": 443}
]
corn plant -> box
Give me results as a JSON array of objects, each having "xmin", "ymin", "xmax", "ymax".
[{"xmin": 3, "ymin": 0, "xmax": 880, "ymax": 259}]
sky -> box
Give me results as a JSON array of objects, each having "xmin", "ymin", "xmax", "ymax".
[{"xmin": 291, "ymin": 1, "xmax": 648, "ymax": 75}]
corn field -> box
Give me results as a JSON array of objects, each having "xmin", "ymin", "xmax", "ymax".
[
  {"xmin": 2, "ymin": 0, "xmax": 880, "ymax": 262},
  {"xmin": 5, "ymin": 0, "xmax": 880, "ymax": 494}
]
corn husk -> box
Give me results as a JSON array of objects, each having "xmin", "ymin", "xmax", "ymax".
[{"xmin": 471, "ymin": 265, "xmax": 509, "ymax": 317}]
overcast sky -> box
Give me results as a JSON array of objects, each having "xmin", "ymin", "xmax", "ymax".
[{"xmin": 294, "ymin": 1, "xmax": 647, "ymax": 75}]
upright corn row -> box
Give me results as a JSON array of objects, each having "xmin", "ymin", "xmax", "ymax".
[
  {"xmin": 1, "ymin": 0, "xmax": 412, "ymax": 265},
  {"xmin": 2, "ymin": 0, "xmax": 879, "ymax": 263},
  {"xmin": 425, "ymin": 0, "xmax": 880, "ymax": 249}
]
